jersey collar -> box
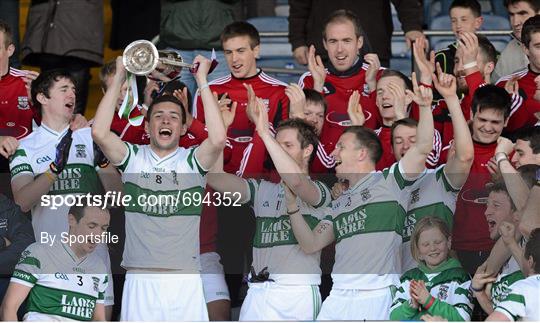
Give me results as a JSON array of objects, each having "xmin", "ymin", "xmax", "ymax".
[
  {"xmin": 149, "ymin": 146, "xmax": 180, "ymax": 165},
  {"xmin": 326, "ymin": 56, "xmax": 364, "ymax": 78},
  {"xmin": 40, "ymin": 123, "xmax": 70, "ymax": 139},
  {"xmin": 230, "ymin": 68, "xmax": 262, "ymax": 81},
  {"xmin": 61, "ymin": 241, "xmax": 89, "ymax": 266}
]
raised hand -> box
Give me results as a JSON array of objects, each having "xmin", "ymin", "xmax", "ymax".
[
  {"xmin": 293, "ymin": 46, "xmax": 308, "ymax": 65},
  {"xmin": 458, "ymin": 31, "xmax": 479, "ymax": 67},
  {"xmin": 192, "ymin": 55, "xmax": 212, "ymax": 86},
  {"xmin": 244, "ymin": 83, "xmax": 259, "ymax": 124},
  {"xmin": 331, "ymin": 181, "xmax": 348, "ymax": 200},
  {"xmin": 307, "ymin": 45, "xmax": 326, "ymax": 92},
  {"xmin": 285, "ymin": 83, "xmax": 306, "ymax": 118},
  {"xmin": 50, "ymin": 129, "xmax": 73, "ymax": 174},
  {"xmin": 174, "ymin": 87, "xmax": 193, "ymax": 128},
  {"xmin": 499, "ymin": 221, "xmax": 517, "ymax": 246},
  {"xmin": 143, "ymin": 80, "xmax": 160, "ymax": 107},
  {"xmin": 364, "ymin": 53, "xmax": 381, "ymax": 93},
  {"xmin": 347, "ymin": 90, "xmax": 365, "ymax": 126},
  {"xmin": 496, "ymin": 136, "xmax": 514, "ymax": 155},
  {"xmin": 387, "ymin": 82, "xmax": 409, "ymax": 120},
  {"xmin": 413, "ymin": 37, "xmax": 435, "ymax": 85},
  {"xmin": 220, "ymin": 101, "xmax": 237, "ymax": 129},
  {"xmin": 408, "ymin": 280, "xmax": 420, "ymax": 309},
  {"xmin": 406, "ymin": 72, "xmax": 433, "ymax": 108},
  {"xmin": 0, "ymin": 136, "xmax": 18, "ymax": 159},
  {"xmin": 432, "ymin": 63, "xmax": 458, "ymax": 100},
  {"xmin": 505, "ymin": 76, "xmax": 520, "ymax": 96},
  {"xmin": 22, "ymin": 70, "xmax": 39, "ymax": 102},
  {"xmin": 471, "ymin": 263, "xmax": 496, "ymax": 295},
  {"xmin": 283, "ymin": 183, "xmax": 299, "ymax": 213}
]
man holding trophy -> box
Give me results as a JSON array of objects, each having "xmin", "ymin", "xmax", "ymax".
[{"xmin": 92, "ymin": 51, "xmax": 227, "ymax": 321}]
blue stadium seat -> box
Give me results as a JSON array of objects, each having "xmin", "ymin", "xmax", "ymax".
[
  {"xmin": 390, "ymin": 57, "xmax": 412, "ymax": 75},
  {"xmin": 246, "ymin": 16, "xmax": 293, "ymax": 58},
  {"xmin": 429, "ymin": 14, "xmax": 511, "ymax": 52},
  {"xmin": 257, "ymin": 58, "xmax": 305, "ymax": 84}
]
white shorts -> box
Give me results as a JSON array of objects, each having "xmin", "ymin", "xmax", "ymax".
[
  {"xmin": 317, "ymin": 287, "xmax": 393, "ymax": 321},
  {"xmin": 200, "ymin": 252, "xmax": 230, "ymax": 303},
  {"xmin": 239, "ymin": 282, "xmax": 321, "ymax": 321},
  {"xmin": 95, "ymin": 244, "xmax": 114, "ymax": 306},
  {"xmin": 120, "ymin": 271, "xmax": 208, "ymax": 321}
]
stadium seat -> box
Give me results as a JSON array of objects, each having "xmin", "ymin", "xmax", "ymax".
[
  {"xmin": 275, "ymin": 5, "xmax": 289, "ymax": 17},
  {"xmin": 429, "ymin": 14, "xmax": 511, "ymax": 52}
]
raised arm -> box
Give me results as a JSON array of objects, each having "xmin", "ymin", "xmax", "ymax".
[
  {"xmin": 495, "ymin": 138, "xmax": 530, "ymax": 211},
  {"xmin": 246, "ymin": 84, "xmax": 323, "ymax": 206},
  {"xmin": 192, "ymin": 55, "xmax": 227, "ymax": 170},
  {"xmin": 91, "ymin": 57, "xmax": 128, "ymax": 165},
  {"xmin": 284, "ymin": 185, "xmax": 334, "ymax": 254},
  {"xmin": 519, "ymin": 184, "xmax": 540, "ymax": 238},
  {"xmin": 433, "ymin": 67, "xmax": 474, "ymax": 188},
  {"xmin": 400, "ymin": 72, "xmax": 434, "ymax": 176},
  {"xmin": 207, "ymin": 151, "xmax": 249, "ymax": 204},
  {"xmin": 0, "ymin": 282, "xmax": 31, "ymax": 320}
]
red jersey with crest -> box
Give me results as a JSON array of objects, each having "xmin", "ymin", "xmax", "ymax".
[
  {"xmin": 0, "ymin": 68, "xmax": 38, "ymax": 139},
  {"xmin": 452, "ymin": 141, "xmax": 496, "ymax": 252},
  {"xmin": 496, "ymin": 68, "xmax": 540, "ymax": 134},
  {"xmin": 299, "ymin": 61, "xmax": 382, "ymax": 173},
  {"xmin": 193, "ymin": 71, "xmax": 289, "ymax": 177}
]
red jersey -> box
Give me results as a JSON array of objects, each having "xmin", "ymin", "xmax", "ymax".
[
  {"xmin": 299, "ymin": 60, "xmax": 382, "ymax": 172},
  {"xmin": 193, "ymin": 71, "xmax": 289, "ymax": 177},
  {"xmin": 452, "ymin": 140, "xmax": 496, "ymax": 252},
  {"xmin": 110, "ymin": 106, "xmax": 149, "ymax": 145},
  {"xmin": 0, "ymin": 68, "xmax": 37, "ymax": 139},
  {"xmin": 496, "ymin": 68, "xmax": 540, "ymax": 134},
  {"xmin": 374, "ymin": 126, "xmax": 443, "ymax": 170}
]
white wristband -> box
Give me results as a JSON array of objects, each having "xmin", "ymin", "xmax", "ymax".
[
  {"xmin": 199, "ymin": 83, "xmax": 209, "ymax": 92},
  {"xmin": 463, "ymin": 61, "xmax": 477, "ymax": 69}
]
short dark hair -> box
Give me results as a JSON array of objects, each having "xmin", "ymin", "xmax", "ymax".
[
  {"xmin": 450, "ymin": 0, "xmax": 482, "ymax": 17},
  {"xmin": 522, "ymin": 15, "xmax": 540, "ymax": 48},
  {"xmin": 221, "ymin": 21, "xmax": 260, "ymax": 49},
  {"xmin": 516, "ymin": 126, "xmax": 540, "ymax": 153},
  {"xmin": 99, "ymin": 59, "xmax": 117, "ymax": 91},
  {"xmin": 487, "ymin": 181, "xmax": 516, "ymax": 210},
  {"xmin": 303, "ymin": 89, "xmax": 327, "ymax": 114},
  {"xmin": 68, "ymin": 199, "xmax": 110, "ymax": 223},
  {"xmin": 471, "ymin": 85, "xmax": 511, "ymax": 119},
  {"xmin": 477, "ymin": 34, "xmax": 498, "ymax": 65},
  {"xmin": 0, "ymin": 19, "xmax": 13, "ymax": 49},
  {"xmin": 379, "ymin": 69, "xmax": 413, "ymax": 91},
  {"xmin": 323, "ymin": 9, "xmax": 365, "ymax": 40},
  {"xmin": 147, "ymin": 94, "xmax": 186, "ymax": 125},
  {"xmin": 342, "ymin": 126, "xmax": 383, "ymax": 164},
  {"xmin": 391, "ymin": 118, "xmax": 418, "ymax": 145},
  {"xmin": 276, "ymin": 118, "xmax": 319, "ymax": 163},
  {"xmin": 525, "ymin": 228, "xmax": 540, "ymax": 273},
  {"xmin": 31, "ymin": 69, "xmax": 76, "ymax": 113},
  {"xmin": 517, "ymin": 164, "xmax": 540, "ymax": 188},
  {"xmin": 505, "ymin": 0, "xmax": 540, "ymax": 12},
  {"xmin": 160, "ymin": 80, "xmax": 193, "ymax": 111}
]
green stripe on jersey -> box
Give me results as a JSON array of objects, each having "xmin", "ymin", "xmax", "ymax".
[
  {"xmin": 10, "ymin": 149, "xmax": 27, "ymax": 162},
  {"xmin": 492, "ymin": 271, "xmax": 525, "ymax": 304},
  {"xmin": 123, "ymin": 182, "xmax": 204, "ymax": 217},
  {"xmin": 26, "ymin": 284, "xmax": 98, "ymax": 321},
  {"xmin": 253, "ymin": 214, "xmax": 319, "ymax": 248},
  {"xmin": 333, "ymin": 201, "xmax": 405, "ymax": 242},
  {"xmin": 403, "ymin": 203, "xmax": 453, "ymax": 241},
  {"xmin": 18, "ymin": 256, "xmax": 41, "ymax": 269},
  {"xmin": 47, "ymin": 164, "xmax": 100, "ymax": 195},
  {"xmin": 436, "ymin": 167, "xmax": 460, "ymax": 193}
]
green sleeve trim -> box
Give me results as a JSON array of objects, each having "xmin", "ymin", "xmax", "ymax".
[
  {"xmin": 437, "ymin": 167, "xmax": 461, "ymax": 193},
  {"xmin": 187, "ymin": 147, "xmax": 208, "ymax": 175},
  {"xmin": 18, "ymin": 256, "xmax": 41, "ymax": 269},
  {"xmin": 115, "ymin": 142, "xmax": 132, "ymax": 172},
  {"xmin": 12, "ymin": 269, "xmax": 37, "ymax": 284},
  {"xmin": 10, "ymin": 163, "xmax": 33, "ymax": 177},
  {"xmin": 9, "ymin": 149, "xmax": 27, "ymax": 162},
  {"xmin": 455, "ymin": 287, "xmax": 470, "ymax": 297},
  {"xmin": 495, "ymin": 305, "xmax": 519, "ymax": 321},
  {"xmin": 313, "ymin": 181, "xmax": 329, "ymax": 208},
  {"xmin": 393, "ymin": 163, "xmax": 417, "ymax": 190},
  {"xmin": 246, "ymin": 179, "xmax": 258, "ymax": 207},
  {"xmin": 502, "ymin": 293, "xmax": 526, "ymax": 305}
]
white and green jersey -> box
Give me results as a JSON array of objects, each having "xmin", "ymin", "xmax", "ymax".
[
  {"xmin": 390, "ymin": 258, "xmax": 473, "ymax": 321},
  {"xmin": 494, "ymin": 274, "xmax": 540, "ymax": 321},
  {"xmin": 9, "ymin": 126, "xmax": 101, "ymax": 240},
  {"xmin": 11, "ymin": 242, "xmax": 108, "ymax": 321},
  {"xmin": 116, "ymin": 143, "xmax": 206, "ymax": 271},
  {"xmin": 402, "ymin": 165, "xmax": 460, "ymax": 272},
  {"xmin": 330, "ymin": 162, "xmax": 417, "ymax": 290},
  {"xmin": 491, "ymin": 247, "xmax": 526, "ymax": 308},
  {"xmin": 245, "ymin": 179, "xmax": 331, "ymax": 285}
]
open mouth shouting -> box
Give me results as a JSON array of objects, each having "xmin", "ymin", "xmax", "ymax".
[{"xmin": 158, "ymin": 128, "xmax": 173, "ymax": 139}]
